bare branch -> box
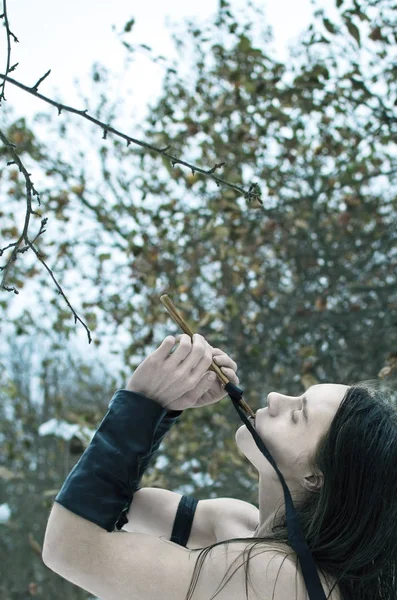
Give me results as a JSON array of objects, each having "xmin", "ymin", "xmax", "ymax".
[
  {"xmin": 0, "ymin": 0, "xmax": 20, "ymax": 105},
  {"xmin": 0, "ymin": 129, "xmax": 93, "ymax": 344},
  {"xmin": 0, "ymin": 72, "xmax": 263, "ymax": 205}
]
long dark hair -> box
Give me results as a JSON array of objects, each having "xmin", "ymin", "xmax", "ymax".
[{"xmin": 182, "ymin": 381, "xmax": 397, "ymax": 600}]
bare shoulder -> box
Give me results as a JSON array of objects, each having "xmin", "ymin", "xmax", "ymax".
[
  {"xmin": 193, "ymin": 538, "xmax": 340, "ymax": 600},
  {"xmin": 208, "ymin": 497, "xmax": 340, "ymax": 600},
  {"xmin": 208, "ymin": 497, "xmax": 260, "ymax": 541},
  {"xmin": 191, "ymin": 539, "xmax": 308, "ymax": 600}
]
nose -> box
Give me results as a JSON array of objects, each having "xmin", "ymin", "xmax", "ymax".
[
  {"xmin": 267, "ymin": 392, "xmax": 275, "ymax": 403},
  {"xmin": 267, "ymin": 391, "xmax": 279, "ymax": 407},
  {"xmin": 266, "ymin": 392, "xmax": 278, "ymax": 415},
  {"xmin": 267, "ymin": 392, "xmax": 302, "ymax": 414}
]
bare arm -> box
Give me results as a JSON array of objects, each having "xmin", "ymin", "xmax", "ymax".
[{"xmin": 122, "ymin": 487, "xmax": 259, "ymax": 548}]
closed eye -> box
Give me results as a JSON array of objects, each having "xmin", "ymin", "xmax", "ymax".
[{"xmin": 291, "ymin": 409, "xmax": 298, "ymax": 423}]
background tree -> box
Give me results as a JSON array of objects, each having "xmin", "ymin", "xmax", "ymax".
[{"xmin": 1, "ymin": 0, "xmax": 396, "ymax": 596}]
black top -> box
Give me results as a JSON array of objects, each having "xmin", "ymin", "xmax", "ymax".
[{"xmin": 170, "ymin": 495, "xmax": 199, "ymax": 547}]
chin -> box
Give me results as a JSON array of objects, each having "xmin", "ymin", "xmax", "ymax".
[
  {"xmin": 235, "ymin": 423, "xmax": 256, "ymax": 458},
  {"xmin": 235, "ymin": 423, "xmax": 248, "ymax": 442}
]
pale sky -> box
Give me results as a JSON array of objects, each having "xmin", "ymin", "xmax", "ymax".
[{"xmin": 1, "ymin": 0, "xmax": 336, "ymax": 123}]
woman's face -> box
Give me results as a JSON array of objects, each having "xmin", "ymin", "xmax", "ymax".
[{"xmin": 235, "ymin": 383, "xmax": 349, "ymax": 482}]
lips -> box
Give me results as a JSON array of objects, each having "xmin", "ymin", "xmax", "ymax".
[{"xmin": 254, "ymin": 406, "xmax": 270, "ymax": 425}]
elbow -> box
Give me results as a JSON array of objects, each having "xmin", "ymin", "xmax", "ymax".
[
  {"xmin": 42, "ymin": 543, "xmax": 66, "ymax": 574},
  {"xmin": 42, "ymin": 542, "xmax": 52, "ymax": 567},
  {"xmin": 42, "ymin": 501, "xmax": 70, "ymax": 567},
  {"xmin": 42, "ymin": 539, "xmax": 56, "ymax": 568},
  {"xmin": 42, "ymin": 526, "xmax": 51, "ymax": 565},
  {"xmin": 42, "ymin": 523, "xmax": 64, "ymax": 568}
]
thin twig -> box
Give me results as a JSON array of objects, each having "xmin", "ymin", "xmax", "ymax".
[{"xmin": 0, "ymin": 71, "xmax": 264, "ymax": 204}]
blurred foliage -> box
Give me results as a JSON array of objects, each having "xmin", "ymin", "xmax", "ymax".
[{"xmin": 1, "ymin": 0, "xmax": 396, "ymax": 597}]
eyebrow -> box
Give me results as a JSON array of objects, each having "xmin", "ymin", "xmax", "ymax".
[{"xmin": 302, "ymin": 395, "xmax": 309, "ymax": 424}]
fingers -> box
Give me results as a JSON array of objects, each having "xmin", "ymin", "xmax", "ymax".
[
  {"xmin": 217, "ymin": 366, "xmax": 240, "ymax": 385},
  {"xmin": 159, "ymin": 336, "xmax": 177, "ymax": 355},
  {"xmin": 171, "ymin": 334, "xmax": 193, "ymax": 358},
  {"xmin": 171, "ymin": 335, "xmax": 238, "ymax": 374},
  {"xmin": 193, "ymin": 334, "xmax": 213, "ymax": 371},
  {"xmin": 171, "ymin": 333, "xmax": 212, "ymax": 368},
  {"xmin": 212, "ymin": 351, "xmax": 238, "ymax": 372},
  {"xmin": 208, "ymin": 365, "xmax": 239, "ymax": 387},
  {"xmin": 174, "ymin": 333, "xmax": 190, "ymax": 344},
  {"xmin": 174, "ymin": 333, "xmax": 209, "ymax": 354}
]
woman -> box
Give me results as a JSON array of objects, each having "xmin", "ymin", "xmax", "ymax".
[
  {"xmin": 184, "ymin": 379, "xmax": 397, "ymax": 600},
  {"xmin": 43, "ymin": 334, "xmax": 397, "ymax": 600}
]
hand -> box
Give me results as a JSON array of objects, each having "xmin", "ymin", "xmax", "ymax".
[
  {"xmin": 165, "ymin": 337, "xmax": 240, "ymax": 411},
  {"xmin": 126, "ymin": 333, "xmax": 239, "ymax": 411}
]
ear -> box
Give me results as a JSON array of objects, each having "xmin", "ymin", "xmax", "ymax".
[{"xmin": 301, "ymin": 473, "xmax": 324, "ymax": 493}]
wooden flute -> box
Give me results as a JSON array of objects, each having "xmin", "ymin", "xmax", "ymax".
[{"xmin": 159, "ymin": 294, "xmax": 255, "ymax": 419}]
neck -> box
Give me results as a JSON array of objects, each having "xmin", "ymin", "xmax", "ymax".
[
  {"xmin": 255, "ymin": 472, "xmax": 304, "ymax": 538},
  {"xmin": 254, "ymin": 474, "xmax": 282, "ymax": 536}
]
